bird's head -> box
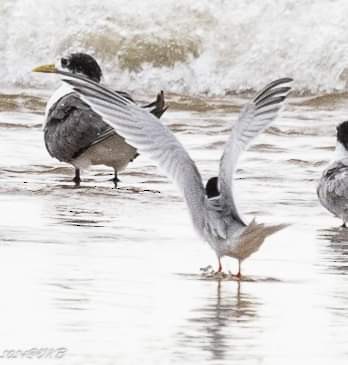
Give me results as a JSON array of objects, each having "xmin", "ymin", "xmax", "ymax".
[
  {"xmin": 336, "ymin": 121, "xmax": 348, "ymax": 150},
  {"xmin": 333, "ymin": 121, "xmax": 348, "ymax": 160},
  {"xmin": 33, "ymin": 53, "xmax": 102, "ymax": 83},
  {"xmin": 205, "ymin": 176, "xmax": 220, "ymax": 198}
]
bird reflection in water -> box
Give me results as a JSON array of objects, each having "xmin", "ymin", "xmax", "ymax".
[
  {"xmin": 317, "ymin": 227, "xmax": 348, "ymax": 323},
  {"xmin": 175, "ymin": 281, "xmax": 262, "ymax": 362},
  {"xmin": 317, "ymin": 227, "xmax": 348, "ymax": 275}
]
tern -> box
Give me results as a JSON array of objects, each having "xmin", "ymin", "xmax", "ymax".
[
  {"xmin": 318, "ymin": 121, "xmax": 348, "ymax": 227},
  {"xmin": 57, "ymin": 71, "xmax": 292, "ymax": 277},
  {"xmin": 33, "ymin": 53, "xmax": 167, "ymax": 187}
]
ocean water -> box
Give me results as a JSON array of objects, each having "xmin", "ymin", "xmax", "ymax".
[
  {"xmin": 1, "ymin": 0, "xmax": 348, "ymax": 94},
  {"xmin": 0, "ymin": 1, "xmax": 348, "ymax": 364}
]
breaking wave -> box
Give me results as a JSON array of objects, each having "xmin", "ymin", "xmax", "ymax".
[{"xmin": 1, "ymin": 0, "xmax": 348, "ymax": 95}]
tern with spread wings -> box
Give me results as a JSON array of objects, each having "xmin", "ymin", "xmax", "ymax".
[{"xmin": 56, "ymin": 72, "xmax": 292, "ymax": 277}]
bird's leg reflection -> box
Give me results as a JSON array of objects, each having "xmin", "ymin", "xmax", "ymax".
[
  {"xmin": 318, "ymin": 226, "xmax": 348, "ymax": 275},
  {"xmin": 175, "ymin": 279, "xmax": 260, "ymax": 362},
  {"xmin": 112, "ymin": 169, "xmax": 120, "ymax": 188}
]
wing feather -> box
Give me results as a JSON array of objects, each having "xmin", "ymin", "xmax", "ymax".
[
  {"xmin": 61, "ymin": 72, "xmax": 208, "ymax": 232},
  {"xmin": 219, "ymin": 78, "xmax": 293, "ymax": 224}
]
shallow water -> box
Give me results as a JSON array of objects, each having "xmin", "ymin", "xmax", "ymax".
[{"xmin": 0, "ymin": 91, "xmax": 347, "ymax": 364}]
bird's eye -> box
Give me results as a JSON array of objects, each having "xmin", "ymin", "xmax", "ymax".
[{"xmin": 61, "ymin": 58, "xmax": 68, "ymax": 67}]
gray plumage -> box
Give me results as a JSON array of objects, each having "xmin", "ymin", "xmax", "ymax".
[
  {"xmin": 318, "ymin": 159, "xmax": 348, "ymax": 225},
  {"xmin": 61, "ymin": 72, "xmax": 292, "ymax": 274},
  {"xmin": 317, "ymin": 120, "xmax": 348, "ymax": 226},
  {"xmin": 45, "ymin": 93, "xmax": 127, "ymax": 162}
]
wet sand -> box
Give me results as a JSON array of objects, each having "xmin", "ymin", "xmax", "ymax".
[{"xmin": 0, "ymin": 91, "xmax": 347, "ymax": 364}]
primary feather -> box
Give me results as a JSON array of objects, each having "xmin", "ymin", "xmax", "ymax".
[{"xmin": 219, "ymin": 78, "xmax": 292, "ymax": 224}]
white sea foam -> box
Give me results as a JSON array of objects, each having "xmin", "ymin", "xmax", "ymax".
[{"xmin": 1, "ymin": 0, "xmax": 348, "ymax": 95}]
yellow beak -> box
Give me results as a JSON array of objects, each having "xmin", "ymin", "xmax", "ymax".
[{"xmin": 32, "ymin": 64, "xmax": 58, "ymax": 73}]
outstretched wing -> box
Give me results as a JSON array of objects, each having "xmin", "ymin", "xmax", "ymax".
[
  {"xmin": 88, "ymin": 91, "xmax": 168, "ymax": 147},
  {"xmin": 60, "ymin": 71, "xmax": 207, "ymax": 231},
  {"xmin": 219, "ymin": 78, "xmax": 293, "ymax": 224}
]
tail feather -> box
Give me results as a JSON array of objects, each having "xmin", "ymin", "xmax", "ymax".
[{"xmin": 233, "ymin": 219, "xmax": 289, "ymax": 260}]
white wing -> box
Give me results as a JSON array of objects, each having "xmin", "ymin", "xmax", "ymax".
[
  {"xmin": 60, "ymin": 72, "xmax": 208, "ymax": 232},
  {"xmin": 219, "ymin": 78, "xmax": 293, "ymax": 224}
]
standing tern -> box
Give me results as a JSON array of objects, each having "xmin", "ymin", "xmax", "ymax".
[
  {"xmin": 318, "ymin": 121, "xmax": 348, "ymax": 227},
  {"xmin": 33, "ymin": 53, "xmax": 167, "ymax": 187},
  {"xmin": 58, "ymin": 71, "xmax": 292, "ymax": 277}
]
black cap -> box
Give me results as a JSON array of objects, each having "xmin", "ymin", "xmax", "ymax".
[
  {"xmin": 337, "ymin": 121, "xmax": 348, "ymax": 149},
  {"xmin": 205, "ymin": 176, "xmax": 220, "ymax": 198},
  {"xmin": 61, "ymin": 53, "xmax": 102, "ymax": 83}
]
